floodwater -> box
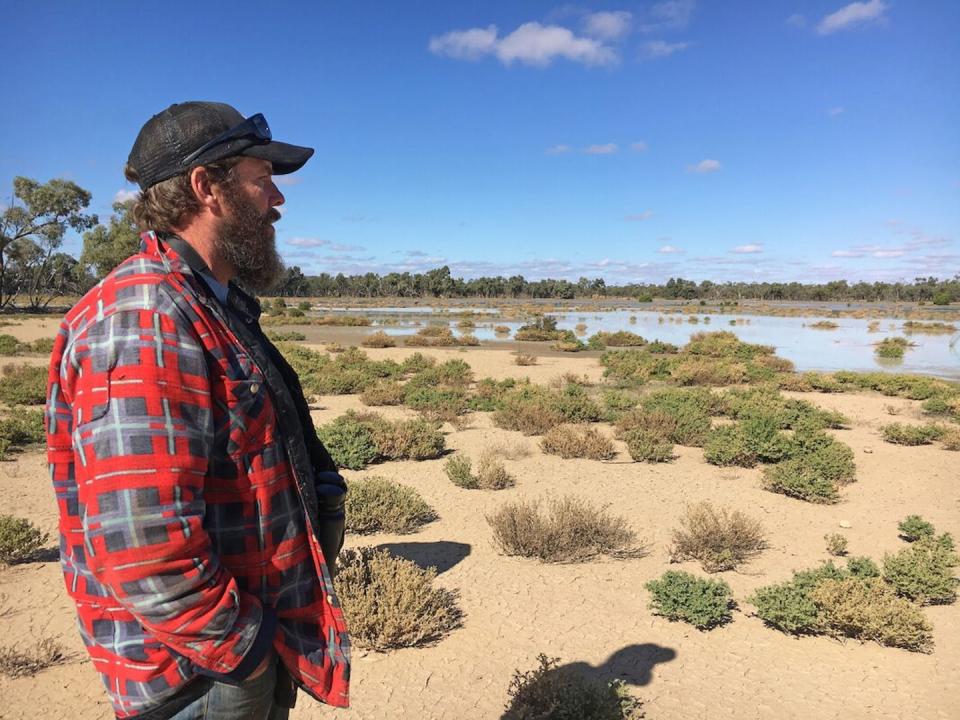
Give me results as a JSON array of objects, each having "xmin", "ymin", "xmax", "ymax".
[{"xmin": 325, "ymin": 307, "xmax": 960, "ymax": 380}]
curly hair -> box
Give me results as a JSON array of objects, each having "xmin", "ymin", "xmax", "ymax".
[{"xmin": 123, "ymin": 158, "xmax": 242, "ymax": 232}]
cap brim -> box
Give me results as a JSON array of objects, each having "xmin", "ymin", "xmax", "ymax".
[{"xmin": 244, "ymin": 141, "xmax": 314, "ymax": 175}]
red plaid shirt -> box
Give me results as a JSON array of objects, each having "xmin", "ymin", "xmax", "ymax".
[{"xmin": 46, "ymin": 233, "xmax": 350, "ymax": 718}]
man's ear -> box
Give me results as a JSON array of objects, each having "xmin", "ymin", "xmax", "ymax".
[{"xmin": 189, "ymin": 166, "xmax": 224, "ymax": 215}]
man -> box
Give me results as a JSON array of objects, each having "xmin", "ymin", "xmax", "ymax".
[{"xmin": 45, "ymin": 102, "xmax": 351, "ymax": 719}]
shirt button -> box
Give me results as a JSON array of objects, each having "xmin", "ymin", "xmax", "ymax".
[
  {"xmin": 250, "ymin": 383, "xmax": 260, "ymax": 394},
  {"xmin": 327, "ymin": 595, "xmax": 334, "ymax": 604}
]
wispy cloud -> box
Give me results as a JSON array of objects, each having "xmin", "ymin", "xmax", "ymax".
[
  {"xmin": 872, "ymin": 249, "xmax": 904, "ymax": 258},
  {"xmin": 584, "ymin": 143, "xmax": 618, "ymax": 155},
  {"xmin": 430, "ymin": 22, "xmax": 618, "ymax": 67},
  {"xmin": 639, "ymin": 0, "xmax": 696, "ymax": 33},
  {"xmin": 832, "ymin": 250, "xmax": 865, "ymax": 258},
  {"xmin": 642, "ymin": 40, "xmax": 690, "ymax": 59},
  {"xmin": 545, "ymin": 144, "xmax": 573, "ymax": 155},
  {"xmin": 583, "ymin": 11, "xmax": 632, "ymax": 41},
  {"xmin": 731, "ymin": 244, "xmax": 763, "ymax": 254},
  {"xmin": 827, "ymin": 106, "xmax": 845, "ymax": 117},
  {"xmin": 625, "ymin": 211, "xmax": 654, "ymax": 222},
  {"xmin": 287, "ymin": 237, "xmax": 365, "ymax": 252},
  {"xmin": 631, "ymin": 141, "xmax": 648, "ymax": 152},
  {"xmin": 817, "ymin": 0, "xmax": 888, "ymax": 35},
  {"xmin": 688, "ymin": 158, "xmax": 721, "ymax": 173},
  {"xmin": 658, "ymin": 244, "xmax": 683, "ymax": 254},
  {"xmin": 786, "ymin": 13, "xmax": 807, "ymax": 28},
  {"xmin": 114, "ymin": 188, "xmax": 138, "ymax": 203}
]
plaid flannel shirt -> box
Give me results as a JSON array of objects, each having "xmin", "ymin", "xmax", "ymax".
[{"xmin": 46, "ymin": 232, "xmax": 350, "ymax": 718}]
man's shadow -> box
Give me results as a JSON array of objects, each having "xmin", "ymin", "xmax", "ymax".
[{"xmin": 501, "ymin": 643, "xmax": 677, "ymax": 719}]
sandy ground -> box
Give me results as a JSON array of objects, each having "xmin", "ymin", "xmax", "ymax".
[{"xmin": 0, "ymin": 321, "xmax": 958, "ymax": 720}]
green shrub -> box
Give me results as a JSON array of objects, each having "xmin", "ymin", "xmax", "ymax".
[
  {"xmin": 28, "ymin": 338, "xmax": 55, "ymax": 354},
  {"xmin": 317, "ymin": 415, "xmax": 379, "ymax": 470},
  {"xmin": 881, "ymin": 423, "xmax": 944, "ymax": 446},
  {"xmin": 514, "ymin": 316, "xmax": 564, "ymax": 342},
  {"xmin": 360, "ymin": 380, "xmax": 406, "ymax": 406},
  {"xmin": 0, "ymin": 409, "xmax": 46, "ymax": 459},
  {"xmin": 847, "ymin": 556, "xmax": 880, "ymax": 578},
  {"xmin": 762, "ymin": 438, "xmax": 855, "ymax": 503},
  {"xmin": 444, "ymin": 455, "xmax": 477, "ymax": 489},
  {"xmin": 493, "ymin": 386, "xmax": 565, "ymax": 436},
  {"xmin": 639, "ymin": 388, "xmax": 715, "ymax": 446},
  {"xmin": 266, "ymin": 330, "xmax": 306, "ymax": 342},
  {"xmin": 600, "ymin": 390, "xmax": 638, "ymax": 420},
  {"xmin": 404, "ymin": 386, "xmax": 471, "ymax": 423},
  {"xmin": 825, "ymin": 533, "xmax": 848, "ymax": 556},
  {"xmin": 361, "ymin": 331, "xmax": 397, "ymax": 348},
  {"xmin": 0, "ymin": 335, "xmax": 21, "ymax": 356},
  {"xmin": 553, "ymin": 383, "xmax": 602, "ymax": 423},
  {"xmin": 0, "ymin": 515, "xmax": 49, "ymax": 564},
  {"xmin": 811, "ymin": 577, "xmax": 933, "ymax": 652},
  {"xmin": 703, "ymin": 425, "xmax": 757, "ymax": 467},
  {"xmin": 0, "ymin": 365, "xmax": 47, "ymax": 406},
  {"xmin": 669, "ymin": 502, "xmax": 767, "ymax": 572},
  {"xmin": 645, "ymin": 570, "xmax": 734, "ymax": 630},
  {"xmin": 335, "ymin": 547, "xmax": 460, "ymax": 650},
  {"xmin": 898, "ymin": 515, "xmax": 935, "ymax": 542},
  {"xmin": 588, "ymin": 331, "xmax": 647, "ymax": 349},
  {"xmin": 368, "ymin": 418, "xmax": 446, "ymax": 461},
  {"xmin": 882, "ymin": 534, "xmax": 958, "ymax": 604},
  {"xmin": 750, "ymin": 563, "xmax": 847, "ymax": 633},
  {"xmin": 345, "ymin": 477, "xmax": 437, "ymax": 534},
  {"xmin": 625, "ymin": 428, "xmax": 673, "ymax": 463},
  {"xmin": 487, "ymin": 496, "xmax": 642, "ymax": 563},
  {"xmin": 399, "ymin": 352, "xmax": 436, "ymax": 374},
  {"xmin": 476, "ymin": 455, "xmax": 515, "ymax": 490},
  {"xmin": 739, "ymin": 416, "xmax": 794, "ymax": 463},
  {"xmin": 503, "ymin": 654, "xmax": 643, "ymax": 720}
]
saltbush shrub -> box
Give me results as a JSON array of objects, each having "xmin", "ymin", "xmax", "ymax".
[
  {"xmin": 540, "ymin": 425, "xmax": 617, "ymax": 460},
  {"xmin": 0, "ymin": 365, "xmax": 47, "ymax": 406},
  {"xmin": 0, "ymin": 409, "xmax": 46, "ymax": 460},
  {"xmin": 444, "ymin": 454, "xmax": 513, "ymax": 490},
  {"xmin": 317, "ymin": 415, "xmax": 379, "ymax": 470},
  {"xmin": 493, "ymin": 386, "xmax": 566, "ymax": 436},
  {"xmin": 0, "ymin": 515, "xmax": 48, "ymax": 564},
  {"xmin": 811, "ymin": 577, "xmax": 933, "ymax": 652},
  {"xmin": 0, "ymin": 335, "xmax": 21, "ymax": 355},
  {"xmin": 361, "ymin": 331, "xmax": 397, "ymax": 348},
  {"xmin": 503, "ymin": 654, "xmax": 643, "ymax": 720},
  {"xmin": 335, "ymin": 547, "xmax": 461, "ymax": 650},
  {"xmin": 645, "ymin": 570, "xmax": 734, "ymax": 630},
  {"xmin": 639, "ymin": 389, "xmax": 715, "ymax": 446},
  {"xmin": 881, "ymin": 423, "xmax": 944, "ymax": 446},
  {"xmin": 762, "ymin": 438, "xmax": 855, "ymax": 503},
  {"xmin": 750, "ymin": 562, "xmax": 848, "ymax": 634},
  {"xmin": 625, "ymin": 428, "xmax": 673, "ymax": 463},
  {"xmin": 487, "ymin": 496, "xmax": 642, "ymax": 563},
  {"xmin": 898, "ymin": 515, "xmax": 935, "ymax": 542},
  {"xmin": 847, "ymin": 556, "xmax": 880, "ymax": 578},
  {"xmin": 669, "ymin": 502, "xmax": 767, "ymax": 572},
  {"xmin": 825, "ymin": 533, "xmax": 848, "ymax": 556},
  {"xmin": 367, "ymin": 417, "xmax": 446, "ymax": 461},
  {"xmin": 345, "ymin": 477, "xmax": 437, "ymax": 534},
  {"xmin": 360, "ymin": 380, "xmax": 406, "ymax": 406},
  {"xmin": 0, "ymin": 637, "xmax": 66, "ymax": 679},
  {"xmin": 444, "ymin": 455, "xmax": 477, "ymax": 489},
  {"xmin": 703, "ymin": 425, "xmax": 757, "ymax": 467},
  {"xmin": 882, "ymin": 534, "xmax": 958, "ymax": 605}
]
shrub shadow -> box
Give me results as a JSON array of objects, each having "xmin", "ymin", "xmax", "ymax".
[
  {"xmin": 373, "ymin": 540, "xmax": 471, "ymax": 575},
  {"xmin": 500, "ymin": 643, "xmax": 677, "ymax": 719}
]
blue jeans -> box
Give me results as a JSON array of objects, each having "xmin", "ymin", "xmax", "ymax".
[{"xmin": 170, "ymin": 653, "xmax": 290, "ymax": 720}]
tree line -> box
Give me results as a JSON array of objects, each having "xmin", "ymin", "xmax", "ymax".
[{"xmin": 2, "ymin": 176, "xmax": 957, "ymax": 309}]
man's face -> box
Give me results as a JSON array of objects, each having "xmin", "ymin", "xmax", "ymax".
[{"xmin": 214, "ymin": 158, "xmax": 286, "ymax": 291}]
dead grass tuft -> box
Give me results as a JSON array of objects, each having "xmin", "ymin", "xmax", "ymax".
[
  {"xmin": 0, "ymin": 637, "xmax": 66, "ymax": 678},
  {"xmin": 669, "ymin": 502, "xmax": 767, "ymax": 572},
  {"xmin": 540, "ymin": 425, "xmax": 617, "ymax": 460}
]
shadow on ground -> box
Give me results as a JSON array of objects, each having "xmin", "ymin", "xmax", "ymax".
[{"xmin": 373, "ymin": 540, "xmax": 471, "ymax": 574}]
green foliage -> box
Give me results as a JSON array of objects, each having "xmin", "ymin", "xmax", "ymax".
[
  {"xmin": 0, "ymin": 515, "xmax": 49, "ymax": 564},
  {"xmin": 645, "ymin": 570, "xmax": 734, "ymax": 630},
  {"xmin": 266, "ymin": 330, "xmax": 307, "ymax": 342},
  {"xmin": 875, "ymin": 337, "xmax": 910, "ymax": 358},
  {"xmin": 882, "ymin": 534, "xmax": 959, "ymax": 605},
  {"xmin": 739, "ymin": 416, "xmax": 794, "ymax": 463},
  {"xmin": 487, "ymin": 496, "xmax": 642, "ymax": 563},
  {"xmin": 750, "ymin": 562, "xmax": 848, "ymax": 633},
  {"xmin": 898, "ymin": 515, "xmax": 935, "ymax": 542},
  {"xmin": 669, "ymin": 502, "xmax": 767, "ymax": 572},
  {"xmin": 0, "ymin": 335, "xmax": 20, "ymax": 356},
  {"xmin": 625, "ymin": 428, "xmax": 674, "ymax": 463},
  {"xmin": 335, "ymin": 547, "xmax": 461, "ymax": 650},
  {"xmin": 79, "ymin": 199, "xmax": 138, "ymax": 278},
  {"xmin": 514, "ymin": 315, "xmax": 564, "ymax": 342},
  {"xmin": 345, "ymin": 477, "xmax": 437, "ymax": 534},
  {"xmin": 587, "ymin": 331, "xmax": 647, "ymax": 349},
  {"xmin": 931, "ymin": 291, "xmax": 951, "ymax": 306},
  {"xmin": 317, "ymin": 415, "xmax": 379, "ymax": 470},
  {"xmin": 469, "ymin": 377, "xmax": 519, "ymax": 412},
  {"xmin": 540, "ymin": 425, "xmax": 617, "ymax": 460},
  {"xmin": 367, "ymin": 417, "xmax": 446, "ymax": 461},
  {"xmin": 639, "ymin": 388, "xmax": 716, "ymax": 446},
  {"xmin": 703, "ymin": 425, "xmax": 757, "ymax": 467},
  {"xmin": 0, "ymin": 408, "xmax": 46, "ymax": 460},
  {"xmin": 0, "ymin": 364, "xmax": 47, "ymax": 405},
  {"xmin": 503, "ymin": 654, "xmax": 643, "ymax": 720},
  {"xmin": 360, "ymin": 380, "xmax": 406, "ymax": 406},
  {"xmin": 444, "ymin": 455, "xmax": 478, "ymax": 489},
  {"xmin": 399, "ymin": 352, "xmax": 436, "ymax": 375},
  {"xmin": 361, "ymin": 331, "xmax": 396, "ymax": 348},
  {"xmin": 762, "ymin": 437, "xmax": 855, "ymax": 503},
  {"xmin": 847, "ymin": 556, "xmax": 880, "ymax": 578},
  {"xmin": 881, "ymin": 422, "xmax": 944, "ymax": 446}
]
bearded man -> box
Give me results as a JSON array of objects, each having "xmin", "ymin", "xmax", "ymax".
[{"xmin": 45, "ymin": 102, "xmax": 350, "ymax": 720}]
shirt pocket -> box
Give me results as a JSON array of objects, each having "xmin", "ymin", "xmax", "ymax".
[{"xmin": 214, "ymin": 354, "xmax": 273, "ymax": 459}]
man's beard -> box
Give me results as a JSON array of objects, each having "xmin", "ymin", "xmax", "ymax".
[{"xmin": 214, "ymin": 184, "xmax": 284, "ymax": 292}]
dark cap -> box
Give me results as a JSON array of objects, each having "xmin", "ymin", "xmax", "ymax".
[{"xmin": 127, "ymin": 101, "xmax": 314, "ymax": 190}]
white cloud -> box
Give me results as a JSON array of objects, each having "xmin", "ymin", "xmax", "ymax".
[
  {"xmin": 827, "ymin": 106, "xmax": 845, "ymax": 116},
  {"xmin": 287, "ymin": 237, "xmax": 365, "ymax": 252},
  {"xmin": 583, "ymin": 11, "xmax": 632, "ymax": 40},
  {"xmin": 584, "ymin": 143, "xmax": 618, "ymax": 154},
  {"xmin": 688, "ymin": 158, "xmax": 721, "ymax": 173},
  {"xmin": 786, "ymin": 13, "xmax": 807, "ymax": 28},
  {"xmin": 625, "ymin": 211, "xmax": 654, "ymax": 222},
  {"xmin": 658, "ymin": 244, "xmax": 683, "ymax": 253},
  {"xmin": 640, "ymin": 0, "xmax": 696, "ymax": 32},
  {"xmin": 642, "ymin": 40, "xmax": 690, "ymax": 59},
  {"xmin": 731, "ymin": 244, "xmax": 763, "ymax": 254},
  {"xmin": 428, "ymin": 25, "xmax": 498, "ymax": 60},
  {"xmin": 817, "ymin": 0, "xmax": 888, "ymax": 35},
  {"xmin": 431, "ymin": 22, "xmax": 618, "ymax": 67},
  {"xmin": 273, "ymin": 175, "xmax": 302, "ymax": 187},
  {"xmin": 872, "ymin": 249, "xmax": 904, "ymax": 258},
  {"xmin": 113, "ymin": 188, "xmax": 138, "ymax": 203},
  {"xmin": 496, "ymin": 22, "xmax": 618, "ymax": 66},
  {"xmin": 631, "ymin": 141, "xmax": 648, "ymax": 152},
  {"xmin": 545, "ymin": 144, "xmax": 573, "ymax": 155},
  {"xmin": 831, "ymin": 250, "xmax": 865, "ymax": 258}
]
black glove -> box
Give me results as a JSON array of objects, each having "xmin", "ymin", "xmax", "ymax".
[{"xmin": 314, "ymin": 470, "xmax": 347, "ymax": 576}]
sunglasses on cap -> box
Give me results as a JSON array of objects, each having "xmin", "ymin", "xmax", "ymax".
[{"xmin": 181, "ymin": 113, "xmax": 272, "ymax": 166}]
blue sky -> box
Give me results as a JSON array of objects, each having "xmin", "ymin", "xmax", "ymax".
[{"xmin": 2, "ymin": 0, "xmax": 958, "ymax": 284}]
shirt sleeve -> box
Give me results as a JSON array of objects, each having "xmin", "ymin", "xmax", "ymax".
[{"xmin": 63, "ymin": 306, "xmax": 274, "ymax": 681}]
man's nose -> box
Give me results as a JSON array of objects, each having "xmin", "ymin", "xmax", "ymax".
[{"xmin": 271, "ymin": 183, "xmax": 285, "ymax": 207}]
